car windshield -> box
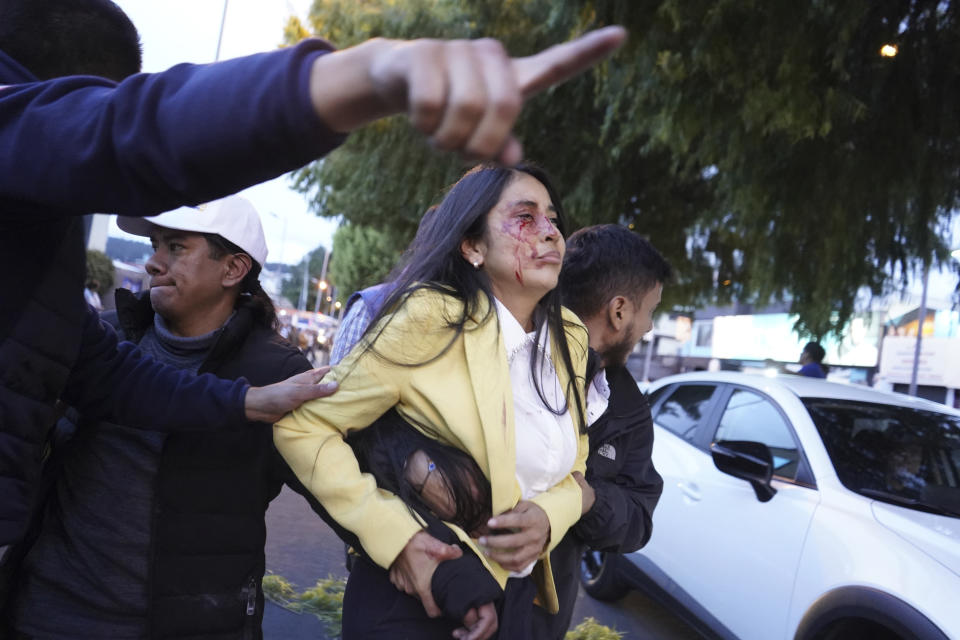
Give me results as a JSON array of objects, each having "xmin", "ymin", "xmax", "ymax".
[{"xmin": 803, "ymin": 398, "xmax": 960, "ymax": 518}]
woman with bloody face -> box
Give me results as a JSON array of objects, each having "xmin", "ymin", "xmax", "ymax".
[{"xmin": 274, "ymin": 164, "xmax": 590, "ymax": 638}]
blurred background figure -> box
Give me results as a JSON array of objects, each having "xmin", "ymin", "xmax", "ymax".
[{"xmin": 798, "ymin": 341, "xmax": 827, "ymax": 378}]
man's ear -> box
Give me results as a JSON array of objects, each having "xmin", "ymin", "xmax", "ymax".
[
  {"xmin": 607, "ymin": 295, "xmax": 629, "ymax": 332},
  {"xmin": 223, "ymin": 253, "xmax": 253, "ymax": 288},
  {"xmin": 460, "ymin": 237, "xmax": 486, "ymax": 269}
]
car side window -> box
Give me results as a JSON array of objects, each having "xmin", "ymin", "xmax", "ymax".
[
  {"xmin": 645, "ymin": 385, "xmax": 670, "ymax": 409},
  {"xmin": 715, "ymin": 389, "xmax": 800, "ymax": 480},
  {"xmin": 653, "ymin": 384, "xmax": 717, "ymax": 443}
]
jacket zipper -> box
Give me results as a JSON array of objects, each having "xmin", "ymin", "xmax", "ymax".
[
  {"xmin": 244, "ymin": 575, "xmax": 257, "ymax": 615},
  {"xmin": 240, "ymin": 575, "xmax": 258, "ymax": 640}
]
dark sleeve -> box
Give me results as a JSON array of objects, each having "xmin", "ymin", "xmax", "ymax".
[
  {"xmin": 574, "ymin": 406, "xmax": 663, "ymax": 553},
  {"xmin": 0, "ymin": 39, "xmax": 345, "ymax": 218},
  {"xmin": 424, "ymin": 516, "xmax": 503, "ymax": 622},
  {"xmin": 60, "ymin": 307, "xmax": 248, "ymax": 431}
]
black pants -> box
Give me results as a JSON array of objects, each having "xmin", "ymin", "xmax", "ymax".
[{"xmin": 342, "ymin": 557, "xmax": 543, "ymax": 640}]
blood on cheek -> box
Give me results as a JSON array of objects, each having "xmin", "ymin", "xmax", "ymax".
[{"xmin": 499, "ymin": 215, "xmax": 555, "ymax": 285}]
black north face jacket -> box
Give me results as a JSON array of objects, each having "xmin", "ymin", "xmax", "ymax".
[
  {"xmin": 536, "ymin": 361, "xmax": 664, "ymax": 639},
  {"xmin": 9, "ymin": 291, "xmax": 343, "ymax": 640}
]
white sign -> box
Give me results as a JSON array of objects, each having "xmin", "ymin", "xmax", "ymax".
[{"xmin": 878, "ymin": 336, "xmax": 960, "ymax": 387}]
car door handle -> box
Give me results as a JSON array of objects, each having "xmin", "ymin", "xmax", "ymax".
[{"xmin": 678, "ymin": 481, "xmax": 701, "ymax": 501}]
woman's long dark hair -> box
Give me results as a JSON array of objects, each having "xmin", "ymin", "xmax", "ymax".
[{"xmin": 357, "ymin": 163, "xmax": 587, "ymax": 434}]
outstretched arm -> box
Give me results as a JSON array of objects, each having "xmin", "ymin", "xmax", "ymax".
[
  {"xmin": 64, "ymin": 308, "xmax": 337, "ymax": 431},
  {"xmin": 1, "ymin": 27, "xmax": 624, "ymax": 217},
  {"xmin": 308, "ymin": 26, "xmax": 626, "ymax": 164}
]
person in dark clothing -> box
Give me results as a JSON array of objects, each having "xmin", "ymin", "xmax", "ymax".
[
  {"xmin": 0, "ymin": 0, "xmax": 624, "ymax": 575},
  {"xmin": 798, "ymin": 341, "xmax": 828, "ymax": 378},
  {"xmin": 529, "ymin": 224, "xmax": 669, "ymax": 638},
  {"xmin": 7, "ymin": 197, "xmax": 353, "ymax": 639}
]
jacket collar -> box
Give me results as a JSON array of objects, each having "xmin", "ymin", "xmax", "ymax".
[
  {"xmin": 114, "ymin": 287, "xmax": 257, "ymax": 374},
  {"xmin": 588, "ymin": 363, "xmax": 650, "ymax": 440},
  {"xmin": 462, "ymin": 294, "xmax": 520, "ymax": 514}
]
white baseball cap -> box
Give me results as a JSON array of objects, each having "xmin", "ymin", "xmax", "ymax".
[{"xmin": 117, "ymin": 196, "xmax": 268, "ymax": 267}]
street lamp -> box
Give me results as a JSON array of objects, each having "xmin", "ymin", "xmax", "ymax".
[{"xmin": 313, "ymin": 280, "xmax": 328, "ymax": 315}]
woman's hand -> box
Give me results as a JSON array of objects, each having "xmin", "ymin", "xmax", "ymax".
[
  {"xmin": 477, "ymin": 501, "xmax": 550, "ymax": 572},
  {"xmin": 573, "ymin": 470, "xmax": 596, "ymax": 515},
  {"xmin": 388, "ymin": 531, "xmax": 463, "ymax": 617},
  {"xmin": 453, "ymin": 603, "xmax": 498, "ymax": 640}
]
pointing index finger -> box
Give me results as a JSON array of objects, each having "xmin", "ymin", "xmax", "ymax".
[{"xmin": 512, "ymin": 25, "xmax": 627, "ymax": 98}]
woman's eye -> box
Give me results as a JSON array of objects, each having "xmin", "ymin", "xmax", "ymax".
[{"xmin": 548, "ymin": 217, "xmax": 560, "ymax": 226}]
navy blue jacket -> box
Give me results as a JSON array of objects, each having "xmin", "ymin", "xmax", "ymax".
[{"xmin": 0, "ymin": 39, "xmax": 344, "ymax": 547}]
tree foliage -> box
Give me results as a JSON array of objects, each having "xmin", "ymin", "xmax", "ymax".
[
  {"xmin": 288, "ymin": 0, "xmax": 960, "ymax": 337},
  {"xmin": 329, "ymin": 222, "xmax": 404, "ymax": 301},
  {"xmin": 85, "ymin": 249, "xmax": 115, "ymax": 290}
]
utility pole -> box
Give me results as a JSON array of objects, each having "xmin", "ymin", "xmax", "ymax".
[
  {"xmin": 317, "ymin": 248, "xmax": 331, "ymax": 315},
  {"xmin": 908, "ymin": 263, "xmax": 930, "ymax": 397},
  {"xmin": 298, "ymin": 258, "xmax": 309, "ymax": 311},
  {"xmin": 214, "ymin": 0, "xmax": 230, "ymax": 62}
]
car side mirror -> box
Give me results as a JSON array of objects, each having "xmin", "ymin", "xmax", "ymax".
[{"xmin": 711, "ymin": 440, "xmax": 777, "ymax": 503}]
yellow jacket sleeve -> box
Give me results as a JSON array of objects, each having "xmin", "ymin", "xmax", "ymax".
[{"xmin": 273, "ymin": 291, "xmax": 459, "ymax": 569}]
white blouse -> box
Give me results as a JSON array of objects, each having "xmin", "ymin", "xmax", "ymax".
[
  {"xmin": 585, "ymin": 368, "xmax": 610, "ymax": 426},
  {"xmin": 494, "ymin": 300, "xmax": 578, "ymax": 577}
]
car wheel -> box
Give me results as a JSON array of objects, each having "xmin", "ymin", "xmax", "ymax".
[{"xmin": 580, "ymin": 550, "xmax": 629, "ymax": 601}]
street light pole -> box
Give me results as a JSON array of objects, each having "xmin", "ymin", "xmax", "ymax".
[
  {"xmin": 314, "ymin": 280, "xmax": 327, "ymax": 315},
  {"xmin": 319, "ymin": 249, "xmax": 330, "ymax": 292},
  {"xmin": 297, "ymin": 258, "xmax": 309, "ymax": 311},
  {"xmin": 908, "ymin": 263, "xmax": 930, "ymax": 396},
  {"xmin": 214, "ymin": 0, "xmax": 230, "ymax": 62}
]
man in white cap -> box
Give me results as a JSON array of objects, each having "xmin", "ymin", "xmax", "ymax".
[{"xmin": 6, "ymin": 196, "xmax": 349, "ymax": 640}]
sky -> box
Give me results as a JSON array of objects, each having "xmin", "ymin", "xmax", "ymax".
[{"xmin": 108, "ymin": 0, "xmax": 338, "ymax": 265}]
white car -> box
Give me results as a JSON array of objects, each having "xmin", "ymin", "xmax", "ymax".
[{"xmin": 581, "ymin": 372, "xmax": 960, "ymax": 640}]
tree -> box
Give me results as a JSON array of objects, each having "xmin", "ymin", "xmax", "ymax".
[
  {"xmin": 287, "ymin": 0, "xmax": 960, "ymax": 337},
  {"xmin": 328, "ymin": 222, "xmax": 404, "ymax": 302},
  {"xmin": 85, "ymin": 249, "xmax": 115, "ymax": 292}
]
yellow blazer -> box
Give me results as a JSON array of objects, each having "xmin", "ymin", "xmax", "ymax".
[{"xmin": 274, "ymin": 289, "xmax": 589, "ymax": 612}]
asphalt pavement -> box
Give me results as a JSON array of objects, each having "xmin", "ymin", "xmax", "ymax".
[{"xmin": 263, "ymin": 486, "xmax": 700, "ymax": 639}]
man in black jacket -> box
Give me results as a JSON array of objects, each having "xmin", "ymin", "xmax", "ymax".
[
  {"xmin": 532, "ymin": 224, "xmax": 669, "ymax": 638},
  {"xmin": 7, "ymin": 197, "xmax": 351, "ymax": 639}
]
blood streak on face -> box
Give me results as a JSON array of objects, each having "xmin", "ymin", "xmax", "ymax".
[{"xmin": 500, "ymin": 210, "xmax": 556, "ymax": 285}]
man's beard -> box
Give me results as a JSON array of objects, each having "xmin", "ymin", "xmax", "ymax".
[{"xmin": 601, "ymin": 331, "xmax": 637, "ymax": 368}]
